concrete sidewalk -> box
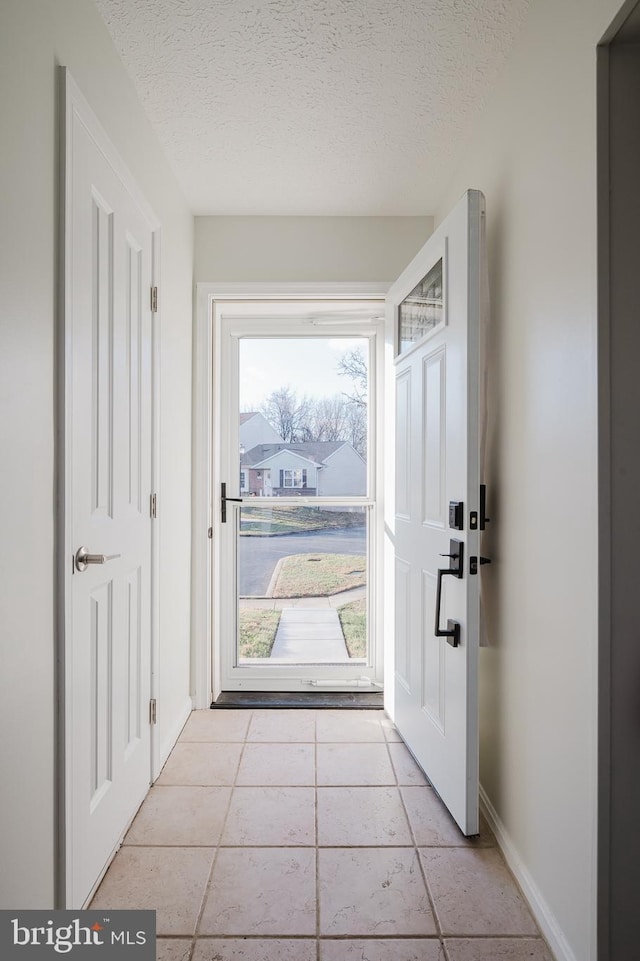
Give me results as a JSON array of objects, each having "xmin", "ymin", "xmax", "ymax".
[{"xmin": 270, "ymin": 608, "xmax": 349, "ymax": 661}]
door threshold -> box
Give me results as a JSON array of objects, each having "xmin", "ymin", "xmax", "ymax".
[{"xmin": 211, "ymin": 691, "xmax": 384, "ymax": 709}]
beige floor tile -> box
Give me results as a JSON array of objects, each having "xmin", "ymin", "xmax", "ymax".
[
  {"xmin": 321, "ymin": 940, "xmax": 444, "ymax": 961},
  {"xmin": 193, "ymin": 939, "xmax": 317, "ymax": 961},
  {"xmin": 401, "ymin": 787, "xmax": 495, "ymax": 847},
  {"xmin": 200, "ymin": 848, "xmax": 316, "ymax": 935},
  {"xmin": 421, "ymin": 849, "xmax": 539, "ymax": 936},
  {"xmin": 388, "ymin": 743, "xmax": 429, "ymax": 785},
  {"xmin": 156, "ymin": 939, "xmax": 193, "ymax": 961},
  {"xmin": 221, "ymin": 787, "xmax": 315, "ymax": 845},
  {"xmin": 316, "ymin": 710, "xmax": 385, "ymax": 742},
  {"xmin": 236, "ymin": 743, "xmax": 315, "ymax": 786},
  {"xmin": 317, "ymin": 787, "xmax": 412, "ymax": 845},
  {"xmin": 445, "ymin": 939, "xmax": 553, "ymax": 961},
  {"xmin": 317, "ymin": 743, "xmax": 395, "ymax": 786},
  {"xmin": 124, "ymin": 786, "xmax": 231, "ymax": 846},
  {"xmin": 180, "ymin": 710, "xmax": 251, "ymax": 742},
  {"xmin": 157, "ymin": 743, "xmax": 242, "ymax": 786},
  {"xmin": 318, "ymin": 848, "xmax": 437, "ymax": 936},
  {"xmin": 247, "ymin": 709, "xmax": 316, "ymax": 742},
  {"xmin": 90, "ymin": 847, "xmax": 214, "ymax": 936}
]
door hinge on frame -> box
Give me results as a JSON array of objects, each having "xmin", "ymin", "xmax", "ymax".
[
  {"xmin": 150, "ymin": 493, "xmax": 157, "ymax": 519},
  {"xmin": 149, "ymin": 698, "xmax": 157, "ymax": 725},
  {"xmin": 150, "ymin": 286, "xmax": 158, "ymax": 312}
]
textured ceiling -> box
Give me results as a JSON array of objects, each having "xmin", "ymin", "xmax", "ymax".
[{"xmin": 94, "ymin": 0, "xmax": 529, "ymax": 215}]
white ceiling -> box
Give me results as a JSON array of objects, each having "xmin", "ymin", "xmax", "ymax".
[{"xmin": 94, "ymin": 0, "xmax": 529, "ymax": 215}]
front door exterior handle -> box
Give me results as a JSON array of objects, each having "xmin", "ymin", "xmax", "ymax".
[
  {"xmin": 434, "ymin": 538, "xmax": 463, "ymax": 647},
  {"xmin": 74, "ymin": 547, "xmax": 121, "ymax": 573}
]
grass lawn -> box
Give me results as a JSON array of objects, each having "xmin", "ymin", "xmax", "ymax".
[
  {"xmin": 272, "ymin": 553, "xmax": 366, "ymax": 597},
  {"xmin": 240, "ymin": 506, "xmax": 365, "ymax": 535},
  {"xmin": 238, "ymin": 608, "xmax": 281, "ymax": 658},
  {"xmin": 338, "ymin": 597, "xmax": 367, "ymax": 658}
]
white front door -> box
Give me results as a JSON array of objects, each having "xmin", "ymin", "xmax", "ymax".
[
  {"xmin": 62, "ymin": 72, "xmax": 156, "ymax": 905},
  {"xmin": 388, "ymin": 190, "xmax": 484, "ymax": 835}
]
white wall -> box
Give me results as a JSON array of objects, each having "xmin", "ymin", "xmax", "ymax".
[
  {"xmin": 0, "ymin": 0, "xmax": 193, "ymax": 907},
  {"xmin": 434, "ymin": 1, "xmax": 621, "ymax": 959},
  {"xmin": 195, "ymin": 216, "xmax": 432, "ymax": 282}
]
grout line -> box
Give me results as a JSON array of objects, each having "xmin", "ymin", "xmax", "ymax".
[
  {"xmin": 190, "ymin": 710, "xmax": 253, "ymax": 947},
  {"xmin": 396, "ymin": 754, "xmax": 446, "ymax": 953}
]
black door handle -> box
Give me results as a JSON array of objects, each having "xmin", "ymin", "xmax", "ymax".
[
  {"xmin": 435, "ymin": 538, "xmax": 463, "ymax": 648},
  {"xmin": 221, "ymin": 482, "xmax": 243, "ymax": 523}
]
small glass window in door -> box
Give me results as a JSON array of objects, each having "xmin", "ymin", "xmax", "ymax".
[{"xmin": 397, "ymin": 258, "xmax": 444, "ymax": 355}]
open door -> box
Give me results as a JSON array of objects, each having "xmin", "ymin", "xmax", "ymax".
[{"xmin": 387, "ymin": 190, "xmax": 484, "ymax": 835}]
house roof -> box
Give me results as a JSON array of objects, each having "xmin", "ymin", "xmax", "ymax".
[
  {"xmin": 242, "ymin": 441, "xmax": 345, "ymax": 468},
  {"xmin": 239, "ymin": 411, "xmax": 259, "ymax": 425}
]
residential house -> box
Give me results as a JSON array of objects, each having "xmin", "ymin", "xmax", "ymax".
[
  {"xmin": 241, "ymin": 441, "xmax": 366, "ymax": 496},
  {"xmin": 1, "ymin": 1, "xmax": 637, "ymax": 959},
  {"xmin": 238, "ymin": 411, "xmax": 284, "ymax": 452}
]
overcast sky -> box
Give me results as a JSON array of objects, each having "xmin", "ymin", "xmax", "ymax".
[{"xmin": 239, "ymin": 337, "xmax": 367, "ymax": 410}]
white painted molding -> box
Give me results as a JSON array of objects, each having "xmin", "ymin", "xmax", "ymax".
[
  {"xmin": 480, "ymin": 784, "xmax": 574, "ymax": 961},
  {"xmin": 199, "ymin": 281, "xmax": 390, "ymax": 300}
]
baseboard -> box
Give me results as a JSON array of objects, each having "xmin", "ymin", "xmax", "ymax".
[
  {"xmin": 156, "ymin": 696, "xmax": 193, "ymax": 777},
  {"xmin": 480, "ymin": 784, "xmax": 582, "ymax": 961}
]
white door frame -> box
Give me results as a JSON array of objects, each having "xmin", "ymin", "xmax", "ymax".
[
  {"xmin": 192, "ymin": 282, "xmax": 389, "ymax": 707},
  {"xmin": 57, "ymin": 68, "xmax": 162, "ymax": 906}
]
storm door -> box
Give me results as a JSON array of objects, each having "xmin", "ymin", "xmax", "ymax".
[{"xmin": 216, "ymin": 305, "xmax": 382, "ymax": 692}]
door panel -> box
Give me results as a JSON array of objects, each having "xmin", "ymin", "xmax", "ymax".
[
  {"xmin": 388, "ymin": 190, "xmax": 484, "ymax": 836},
  {"xmin": 64, "ymin": 74, "xmax": 155, "ymax": 906}
]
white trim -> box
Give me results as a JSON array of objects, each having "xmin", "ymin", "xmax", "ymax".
[
  {"xmin": 201, "ymin": 282, "xmax": 390, "ymax": 301},
  {"xmin": 150, "ymin": 230, "xmax": 162, "ymax": 780},
  {"xmin": 193, "ymin": 282, "xmax": 388, "ymax": 703},
  {"xmin": 58, "ymin": 67, "xmax": 161, "ymax": 905},
  {"xmin": 480, "ymin": 784, "xmax": 572, "ymax": 961}
]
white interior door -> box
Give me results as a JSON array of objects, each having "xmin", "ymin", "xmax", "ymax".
[
  {"xmin": 388, "ymin": 190, "xmax": 484, "ymax": 835},
  {"xmin": 62, "ymin": 72, "xmax": 156, "ymax": 906}
]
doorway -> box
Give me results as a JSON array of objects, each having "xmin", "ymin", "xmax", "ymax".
[{"xmin": 217, "ymin": 303, "xmax": 384, "ymax": 692}]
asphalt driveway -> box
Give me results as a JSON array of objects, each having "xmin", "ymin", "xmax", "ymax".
[{"xmin": 239, "ymin": 528, "xmax": 366, "ymax": 596}]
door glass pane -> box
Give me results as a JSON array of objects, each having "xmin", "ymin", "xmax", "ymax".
[
  {"xmin": 237, "ymin": 505, "xmax": 368, "ymax": 664},
  {"xmin": 239, "ymin": 337, "xmax": 368, "ymax": 497},
  {"xmin": 397, "ymin": 258, "xmax": 443, "ymax": 355}
]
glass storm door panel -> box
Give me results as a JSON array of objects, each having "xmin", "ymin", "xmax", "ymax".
[{"xmin": 217, "ymin": 315, "xmax": 381, "ymax": 693}]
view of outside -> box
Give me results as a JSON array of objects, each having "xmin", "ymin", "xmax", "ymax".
[{"xmin": 237, "ymin": 337, "xmax": 369, "ymax": 664}]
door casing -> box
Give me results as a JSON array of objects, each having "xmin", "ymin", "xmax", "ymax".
[{"xmin": 193, "ymin": 283, "xmax": 389, "ymax": 706}]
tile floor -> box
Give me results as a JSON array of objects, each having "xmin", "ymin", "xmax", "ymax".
[{"xmin": 90, "ymin": 709, "xmax": 554, "ymax": 961}]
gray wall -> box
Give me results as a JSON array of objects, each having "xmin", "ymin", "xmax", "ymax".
[{"xmin": 598, "ymin": 11, "xmax": 640, "ymax": 959}]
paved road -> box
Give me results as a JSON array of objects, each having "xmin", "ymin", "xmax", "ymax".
[{"xmin": 239, "ymin": 528, "xmax": 366, "ymax": 596}]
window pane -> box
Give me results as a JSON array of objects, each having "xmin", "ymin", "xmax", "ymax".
[
  {"xmin": 239, "ymin": 337, "xmax": 368, "ymax": 497},
  {"xmin": 397, "ymin": 258, "xmax": 443, "ymax": 355},
  {"xmin": 237, "ymin": 505, "xmax": 368, "ymax": 664}
]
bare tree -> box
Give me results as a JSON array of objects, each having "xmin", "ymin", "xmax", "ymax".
[
  {"xmin": 260, "ymin": 387, "xmax": 311, "ymax": 442},
  {"xmin": 337, "ymin": 346, "xmax": 367, "ymax": 408}
]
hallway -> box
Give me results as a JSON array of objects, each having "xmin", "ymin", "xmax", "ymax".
[{"xmin": 90, "ymin": 710, "xmax": 552, "ymax": 960}]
